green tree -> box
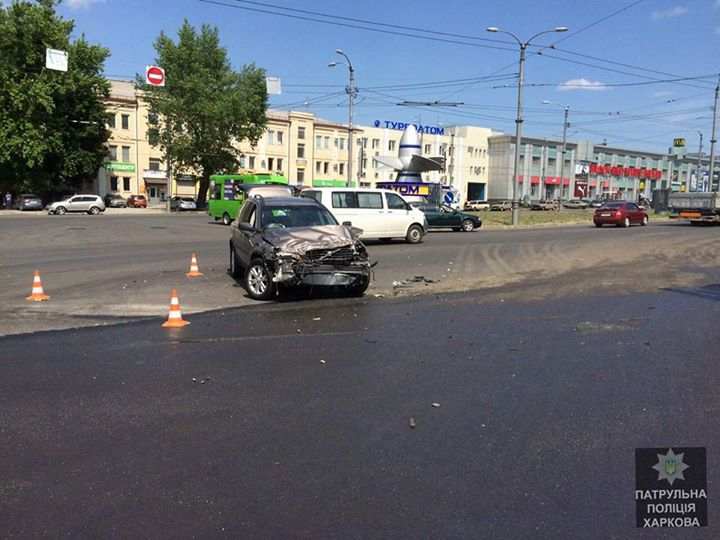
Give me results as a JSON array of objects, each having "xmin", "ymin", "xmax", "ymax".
[
  {"xmin": 137, "ymin": 20, "xmax": 267, "ymax": 208},
  {"xmin": 0, "ymin": 0, "xmax": 110, "ymax": 195}
]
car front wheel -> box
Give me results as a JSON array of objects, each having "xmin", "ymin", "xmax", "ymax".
[
  {"xmin": 405, "ymin": 224, "xmax": 424, "ymax": 244},
  {"xmin": 55, "ymin": 206, "xmax": 66, "ymax": 215},
  {"xmin": 245, "ymin": 259, "xmax": 275, "ymax": 300},
  {"xmin": 461, "ymin": 219, "xmax": 475, "ymax": 232},
  {"xmin": 229, "ymin": 243, "xmax": 242, "ymax": 278}
]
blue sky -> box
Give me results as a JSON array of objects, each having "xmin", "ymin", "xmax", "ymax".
[{"xmin": 56, "ymin": 0, "xmax": 720, "ymax": 153}]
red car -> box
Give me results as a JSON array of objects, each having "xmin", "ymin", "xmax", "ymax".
[
  {"xmin": 593, "ymin": 201, "xmax": 648, "ymax": 228},
  {"xmin": 127, "ymin": 194, "xmax": 147, "ymax": 208}
]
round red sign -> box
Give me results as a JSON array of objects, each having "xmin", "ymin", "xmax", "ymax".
[{"xmin": 146, "ymin": 66, "xmax": 165, "ymax": 86}]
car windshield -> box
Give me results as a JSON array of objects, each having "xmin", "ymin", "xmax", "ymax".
[
  {"xmin": 262, "ymin": 205, "xmax": 338, "ymax": 229},
  {"xmin": 602, "ymin": 202, "xmax": 624, "ymax": 209}
]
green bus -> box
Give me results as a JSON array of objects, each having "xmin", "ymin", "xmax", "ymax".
[{"xmin": 208, "ymin": 172, "xmax": 291, "ymax": 225}]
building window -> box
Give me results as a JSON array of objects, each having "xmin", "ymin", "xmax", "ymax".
[
  {"xmin": 361, "ymin": 138, "xmax": 367, "ymax": 149},
  {"xmin": 372, "ymin": 139, "xmax": 379, "ymax": 149},
  {"xmin": 316, "ymin": 135, "xmax": 322, "ymax": 149},
  {"xmin": 316, "ymin": 160, "xmax": 322, "ymax": 173},
  {"xmin": 110, "ymin": 177, "xmax": 118, "ymax": 191},
  {"xmin": 389, "ymin": 140, "xmax": 396, "ymax": 151},
  {"xmin": 298, "ymin": 127, "xmax": 305, "ymax": 139},
  {"xmin": 277, "ymin": 158, "xmax": 283, "ymax": 171},
  {"xmin": 148, "ymin": 111, "xmax": 158, "ymax": 124},
  {"xmin": 121, "ymin": 146, "xmax": 130, "ymax": 162},
  {"xmin": 121, "ymin": 114, "xmax": 129, "ymax": 130},
  {"xmin": 268, "ymin": 157, "xmax": 274, "ymax": 170},
  {"xmin": 297, "ymin": 168, "xmax": 305, "ymax": 183},
  {"xmin": 108, "ymin": 145, "xmax": 118, "ymax": 160},
  {"xmin": 107, "ymin": 114, "xmax": 116, "ymax": 128},
  {"xmin": 268, "ymin": 130, "xmax": 275, "ymax": 145},
  {"xmin": 424, "ymin": 144, "xmax": 431, "ymax": 154},
  {"xmin": 324, "ymin": 162, "xmax": 329, "ymax": 174},
  {"xmin": 340, "ymin": 138, "xmax": 345, "ymax": 150},
  {"xmin": 149, "ymin": 158, "xmax": 161, "ymax": 170},
  {"xmin": 277, "ymin": 131, "xmax": 283, "ymax": 144},
  {"xmin": 261, "ymin": 159, "xmax": 266, "ymax": 169},
  {"xmin": 339, "ymin": 163, "xmax": 345, "ymax": 175},
  {"xmin": 297, "ymin": 144, "xmax": 305, "ymax": 158},
  {"xmin": 324, "ymin": 136, "xmax": 330, "ymax": 149},
  {"xmin": 122, "ymin": 177, "xmax": 130, "ymax": 191},
  {"xmin": 249, "ymin": 156, "xmax": 255, "ymax": 168}
]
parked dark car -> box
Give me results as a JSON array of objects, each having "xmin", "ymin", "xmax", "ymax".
[
  {"xmin": 13, "ymin": 194, "xmax": 43, "ymax": 211},
  {"xmin": 413, "ymin": 203, "xmax": 482, "ymax": 232},
  {"xmin": 531, "ymin": 199, "xmax": 559, "ymax": 211},
  {"xmin": 229, "ymin": 197, "xmax": 372, "ymax": 300},
  {"xmin": 104, "ymin": 192, "xmax": 127, "ymax": 208},
  {"xmin": 490, "ymin": 200, "xmax": 512, "ymax": 211},
  {"xmin": 127, "ymin": 194, "xmax": 147, "ymax": 208},
  {"xmin": 589, "ymin": 199, "xmax": 605, "ymax": 208},
  {"xmin": 593, "ymin": 201, "xmax": 648, "ymax": 228},
  {"xmin": 170, "ymin": 196, "xmax": 197, "ymax": 211}
]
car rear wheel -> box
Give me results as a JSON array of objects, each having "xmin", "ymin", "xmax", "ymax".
[
  {"xmin": 405, "ymin": 224, "xmax": 423, "ymax": 244},
  {"xmin": 594, "ymin": 222, "xmax": 603, "ymax": 228},
  {"xmin": 641, "ymin": 215, "xmax": 648, "ymax": 226},
  {"xmin": 229, "ymin": 243, "xmax": 242, "ymax": 278},
  {"xmin": 461, "ymin": 219, "xmax": 475, "ymax": 232},
  {"xmin": 88, "ymin": 206, "xmax": 100, "ymax": 215},
  {"xmin": 245, "ymin": 259, "xmax": 275, "ymax": 300},
  {"xmin": 623, "ymin": 217, "xmax": 630, "ymax": 228},
  {"xmin": 222, "ymin": 212, "xmax": 232, "ymax": 226},
  {"xmin": 55, "ymin": 206, "xmax": 66, "ymax": 215}
]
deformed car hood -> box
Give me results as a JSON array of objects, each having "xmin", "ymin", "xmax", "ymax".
[{"xmin": 263, "ymin": 225, "xmax": 362, "ymax": 256}]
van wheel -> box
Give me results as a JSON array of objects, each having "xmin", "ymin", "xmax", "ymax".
[
  {"xmin": 405, "ymin": 224, "xmax": 423, "ymax": 244},
  {"xmin": 222, "ymin": 212, "xmax": 232, "ymax": 226},
  {"xmin": 461, "ymin": 219, "xmax": 475, "ymax": 232},
  {"xmin": 245, "ymin": 259, "xmax": 275, "ymax": 300},
  {"xmin": 88, "ymin": 206, "xmax": 100, "ymax": 215}
]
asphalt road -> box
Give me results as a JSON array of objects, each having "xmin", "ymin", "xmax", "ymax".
[
  {"xmin": 1, "ymin": 211, "xmax": 718, "ymax": 335},
  {"xmin": 1, "ymin": 285, "xmax": 719, "ymax": 538}
]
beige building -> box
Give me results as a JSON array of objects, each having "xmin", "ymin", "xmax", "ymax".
[{"xmin": 99, "ymin": 79, "xmax": 494, "ymax": 204}]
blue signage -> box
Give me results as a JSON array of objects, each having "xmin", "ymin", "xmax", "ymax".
[{"xmin": 373, "ymin": 120, "xmax": 445, "ymax": 135}]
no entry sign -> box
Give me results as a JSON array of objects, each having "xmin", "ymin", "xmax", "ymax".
[{"xmin": 145, "ymin": 65, "xmax": 165, "ymax": 87}]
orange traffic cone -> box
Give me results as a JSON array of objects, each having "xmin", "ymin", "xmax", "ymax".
[
  {"xmin": 185, "ymin": 253, "xmax": 204, "ymax": 278},
  {"xmin": 161, "ymin": 289, "xmax": 190, "ymax": 327},
  {"xmin": 26, "ymin": 270, "xmax": 50, "ymax": 301}
]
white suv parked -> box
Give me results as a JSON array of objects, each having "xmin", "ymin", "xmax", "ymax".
[{"xmin": 47, "ymin": 195, "xmax": 106, "ymax": 215}]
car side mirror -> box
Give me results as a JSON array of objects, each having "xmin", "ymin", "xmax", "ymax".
[
  {"xmin": 405, "ymin": 203, "xmax": 413, "ymax": 211},
  {"xmin": 342, "ymin": 220, "xmax": 352, "ymax": 227},
  {"xmin": 237, "ymin": 222, "xmax": 256, "ymax": 233}
]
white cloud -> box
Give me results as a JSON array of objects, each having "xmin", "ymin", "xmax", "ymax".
[
  {"xmin": 66, "ymin": 0, "xmax": 106, "ymax": 9},
  {"xmin": 650, "ymin": 6, "xmax": 688, "ymax": 20},
  {"xmin": 557, "ymin": 78, "xmax": 608, "ymax": 91}
]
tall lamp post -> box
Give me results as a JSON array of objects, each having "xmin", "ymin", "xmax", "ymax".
[
  {"xmin": 543, "ymin": 100, "xmax": 570, "ymax": 210},
  {"xmin": 487, "ymin": 25, "xmax": 568, "ymax": 225},
  {"xmin": 329, "ymin": 50, "xmax": 355, "ymax": 187}
]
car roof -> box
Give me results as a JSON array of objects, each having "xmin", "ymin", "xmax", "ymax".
[{"xmin": 256, "ymin": 196, "xmax": 320, "ymax": 206}]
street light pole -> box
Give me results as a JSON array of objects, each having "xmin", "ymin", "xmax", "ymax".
[
  {"xmin": 329, "ymin": 50, "xmax": 355, "ymax": 187},
  {"xmin": 697, "ymin": 131, "xmax": 704, "ymax": 191},
  {"xmin": 560, "ymin": 105, "xmax": 569, "ymax": 210},
  {"xmin": 487, "ymin": 26, "xmax": 568, "ymax": 226}
]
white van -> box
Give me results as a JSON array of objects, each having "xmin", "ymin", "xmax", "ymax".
[{"xmin": 301, "ymin": 188, "xmax": 428, "ymax": 243}]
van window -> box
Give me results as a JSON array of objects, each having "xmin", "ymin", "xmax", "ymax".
[
  {"xmin": 332, "ymin": 192, "xmax": 357, "ymax": 209},
  {"xmin": 385, "ymin": 192, "xmax": 407, "ymax": 210},
  {"xmin": 301, "ymin": 190, "xmax": 322, "ymax": 203},
  {"xmin": 357, "ymin": 192, "xmax": 383, "ymax": 209}
]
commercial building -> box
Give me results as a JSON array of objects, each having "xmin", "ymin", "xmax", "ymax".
[{"xmin": 488, "ymin": 135, "xmax": 718, "ymax": 203}]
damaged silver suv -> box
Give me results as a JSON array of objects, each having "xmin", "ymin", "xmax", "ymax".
[{"xmin": 229, "ymin": 196, "xmax": 372, "ymax": 300}]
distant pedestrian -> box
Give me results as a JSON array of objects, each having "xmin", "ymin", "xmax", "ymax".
[{"xmin": 4, "ymin": 192, "xmax": 11, "ymax": 210}]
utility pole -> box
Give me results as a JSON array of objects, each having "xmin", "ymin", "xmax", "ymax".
[
  {"xmin": 708, "ymin": 75, "xmax": 719, "ymax": 192},
  {"xmin": 697, "ymin": 131, "xmax": 704, "ymax": 191},
  {"xmin": 559, "ymin": 105, "xmax": 569, "ymax": 211},
  {"xmin": 329, "ymin": 50, "xmax": 355, "ymax": 187}
]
